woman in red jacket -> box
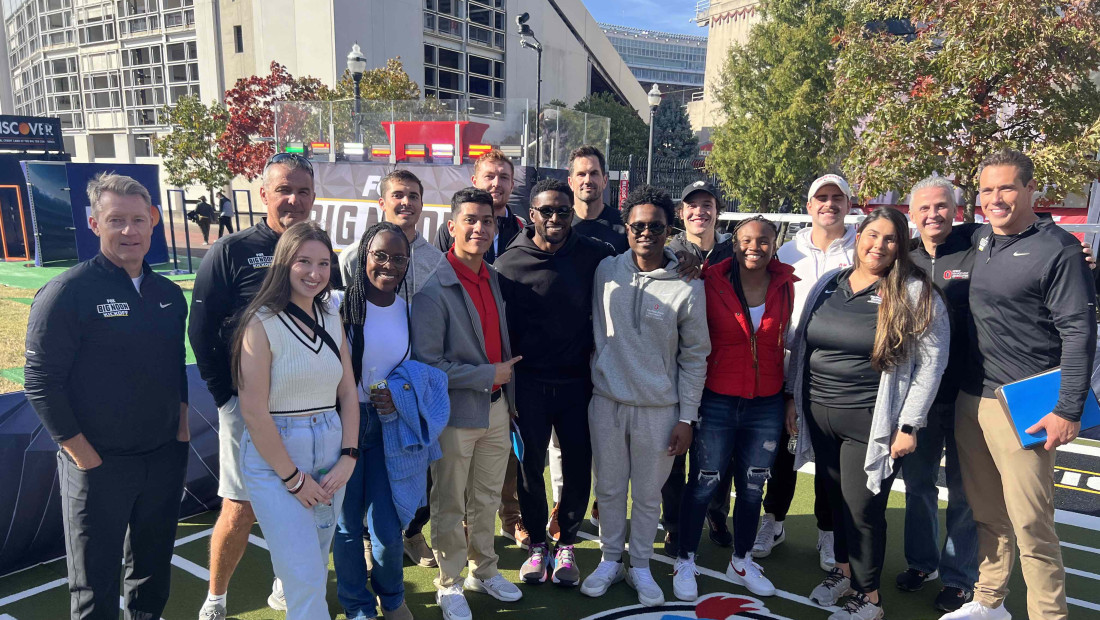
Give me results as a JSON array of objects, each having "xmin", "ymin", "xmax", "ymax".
[{"xmin": 672, "ymin": 215, "xmax": 797, "ymax": 602}]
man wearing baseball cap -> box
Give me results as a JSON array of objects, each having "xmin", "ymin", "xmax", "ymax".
[{"xmin": 752, "ymin": 174, "xmax": 855, "ymax": 578}]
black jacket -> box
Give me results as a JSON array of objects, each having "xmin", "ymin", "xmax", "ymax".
[
  {"xmin": 967, "ymin": 218, "xmax": 1097, "ymax": 421},
  {"xmin": 24, "ymin": 254, "xmax": 188, "ymax": 456},
  {"xmin": 909, "ymin": 223, "xmax": 981, "ymax": 404},
  {"xmin": 435, "ymin": 207, "xmax": 526, "ymax": 264},
  {"xmin": 667, "ymin": 230, "xmax": 735, "ymax": 267},
  {"xmin": 495, "ymin": 228, "xmax": 615, "ymax": 378},
  {"xmin": 573, "ymin": 204, "xmax": 628, "ymax": 254}
]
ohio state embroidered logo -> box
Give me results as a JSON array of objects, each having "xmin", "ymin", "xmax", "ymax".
[{"xmin": 942, "ymin": 269, "xmax": 970, "ymax": 280}]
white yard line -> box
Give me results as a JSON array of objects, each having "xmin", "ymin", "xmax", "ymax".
[
  {"xmin": 171, "ymin": 554, "xmax": 210, "ymax": 581},
  {"xmin": 0, "ymin": 578, "xmax": 67, "ymax": 607},
  {"xmin": 174, "ymin": 527, "xmax": 214, "ymax": 547},
  {"xmin": 248, "ymin": 533, "xmax": 269, "ymax": 550},
  {"xmin": 1066, "ymin": 567, "xmax": 1100, "ymax": 582}
]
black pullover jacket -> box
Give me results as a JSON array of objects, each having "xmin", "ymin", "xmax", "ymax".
[
  {"xmin": 573, "ymin": 203, "xmax": 628, "ymax": 254},
  {"xmin": 667, "ymin": 230, "xmax": 735, "ymax": 268},
  {"xmin": 24, "ymin": 253, "xmax": 188, "ymax": 456},
  {"xmin": 967, "ymin": 217, "xmax": 1097, "ymax": 422},
  {"xmin": 495, "ymin": 227, "xmax": 615, "ymax": 379}
]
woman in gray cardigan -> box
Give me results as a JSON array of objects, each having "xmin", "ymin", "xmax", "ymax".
[{"xmin": 786, "ymin": 207, "xmax": 949, "ymax": 620}]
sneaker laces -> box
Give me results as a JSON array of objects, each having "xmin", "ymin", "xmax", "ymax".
[
  {"xmin": 514, "ymin": 521, "xmax": 530, "ymax": 537},
  {"xmin": 842, "ymin": 593, "xmax": 873, "ymax": 613},
  {"xmin": 632, "ymin": 567, "xmax": 658, "ymax": 588},
  {"xmin": 821, "ymin": 569, "xmax": 848, "ymax": 589},
  {"xmin": 528, "ymin": 543, "xmax": 548, "ymax": 566},
  {"xmin": 483, "ymin": 574, "xmax": 512, "ymax": 590},
  {"xmin": 556, "ymin": 545, "xmax": 575, "ymax": 568},
  {"xmin": 674, "ymin": 556, "xmax": 698, "ymax": 577},
  {"xmin": 592, "ymin": 560, "xmax": 620, "ymax": 579},
  {"xmin": 753, "ymin": 520, "xmax": 775, "ymax": 545}
]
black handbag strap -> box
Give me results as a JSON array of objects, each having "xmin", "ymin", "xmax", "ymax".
[{"xmin": 283, "ymin": 302, "xmax": 341, "ymax": 361}]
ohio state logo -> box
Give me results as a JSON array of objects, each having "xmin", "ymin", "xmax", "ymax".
[
  {"xmin": 942, "ymin": 269, "xmax": 970, "ymax": 280},
  {"xmin": 580, "ymin": 593, "xmax": 793, "ymax": 620}
]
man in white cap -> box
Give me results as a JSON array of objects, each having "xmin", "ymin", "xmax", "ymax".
[{"xmin": 753, "ymin": 174, "xmax": 855, "ymax": 576}]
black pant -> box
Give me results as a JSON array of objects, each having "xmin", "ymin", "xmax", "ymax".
[
  {"xmin": 515, "ymin": 374, "xmax": 592, "ymax": 546},
  {"xmin": 805, "ymin": 401, "xmax": 899, "ymax": 593},
  {"xmin": 58, "ymin": 440, "xmax": 188, "ymax": 620},
  {"xmin": 217, "ymin": 216, "xmax": 234, "ymax": 237},
  {"xmin": 762, "ymin": 425, "xmax": 834, "ymax": 530},
  {"xmin": 661, "ymin": 452, "xmax": 735, "ymax": 535}
]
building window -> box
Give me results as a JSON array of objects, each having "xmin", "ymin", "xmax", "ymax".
[
  {"xmin": 134, "ymin": 134, "xmax": 155, "ymax": 157},
  {"xmin": 233, "ymin": 25, "xmax": 243, "ymax": 53},
  {"xmin": 92, "ymin": 134, "xmax": 116, "ymax": 159}
]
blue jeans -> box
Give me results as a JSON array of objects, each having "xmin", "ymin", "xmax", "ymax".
[
  {"xmin": 240, "ymin": 410, "xmax": 343, "ymax": 620},
  {"xmin": 679, "ymin": 390, "xmax": 785, "ymax": 559},
  {"xmin": 333, "ymin": 404, "xmax": 404, "ymax": 619},
  {"xmin": 902, "ymin": 401, "xmax": 979, "ymax": 590}
]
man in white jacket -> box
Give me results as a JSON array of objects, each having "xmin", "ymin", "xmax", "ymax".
[{"xmin": 754, "ymin": 174, "xmax": 856, "ymax": 572}]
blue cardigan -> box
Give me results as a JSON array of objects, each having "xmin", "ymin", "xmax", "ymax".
[{"xmin": 380, "ymin": 359, "xmax": 450, "ymax": 528}]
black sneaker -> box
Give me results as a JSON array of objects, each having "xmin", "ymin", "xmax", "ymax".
[
  {"xmin": 895, "ymin": 568, "xmax": 939, "ymax": 592},
  {"xmin": 662, "ymin": 531, "xmax": 679, "ymax": 558},
  {"xmin": 706, "ymin": 511, "xmax": 733, "ymax": 548},
  {"xmin": 934, "ymin": 586, "xmax": 973, "ymax": 612}
]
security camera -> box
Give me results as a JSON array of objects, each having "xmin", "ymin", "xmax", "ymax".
[{"xmin": 517, "ymin": 12, "xmax": 530, "ymax": 25}]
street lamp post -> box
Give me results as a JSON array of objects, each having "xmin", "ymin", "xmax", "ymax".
[
  {"xmin": 646, "ymin": 83, "xmax": 662, "ymax": 185},
  {"xmin": 346, "ymin": 43, "xmax": 368, "ymax": 145},
  {"xmin": 516, "ymin": 13, "xmax": 543, "ymax": 173}
]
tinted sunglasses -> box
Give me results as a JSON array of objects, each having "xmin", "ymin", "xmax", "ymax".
[
  {"xmin": 367, "ymin": 250, "xmax": 409, "ymax": 268},
  {"xmin": 533, "ymin": 206, "xmax": 573, "ymax": 219},
  {"xmin": 266, "ymin": 152, "xmax": 314, "ymax": 176},
  {"xmin": 628, "ymin": 221, "xmax": 668, "ymax": 236}
]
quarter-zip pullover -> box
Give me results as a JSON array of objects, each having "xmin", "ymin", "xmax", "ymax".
[{"xmin": 573, "ymin": 203, "xmax": 628, "ymax": 254}]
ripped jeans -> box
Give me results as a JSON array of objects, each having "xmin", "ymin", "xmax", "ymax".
[{"xmin": 678, "ymin": 390, "xmax": 785, "ymax": 559}]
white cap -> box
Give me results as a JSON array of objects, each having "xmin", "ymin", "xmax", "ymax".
[{"xmin": 807, "ymin": 174, "xmax": 853, "ymax": 201}]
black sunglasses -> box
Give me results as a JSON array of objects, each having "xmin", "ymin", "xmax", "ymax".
[
  {"xmin": 628, "ymin": 221, "xmax": 668, "ymax": 236},
  {"xmin": 533, "ymin": 206, "xmax": 573, "ymax": 219},
  {"xmin": 266, "ymin": 152, "xmax": 314, "ymax": 176}
]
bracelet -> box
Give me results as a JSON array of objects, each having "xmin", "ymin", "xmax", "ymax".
[
  {"xmin": 280, "ymin": 467, "xmax": 300, "ymax": 483},
  {"xmin": 287, "ymin": 471, "xmax": 305, "ymax": 495}
]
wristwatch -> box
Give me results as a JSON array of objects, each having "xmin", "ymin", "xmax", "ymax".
[
  {"xmin": 340, "ymin": 447, "xmax": 360, "ymax": 459},
  {"xmin": 899, "ymin": 424, "xmax": 914, "ymax": 435}
]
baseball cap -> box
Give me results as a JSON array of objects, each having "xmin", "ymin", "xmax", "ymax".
[
  {"xmin": 680, "ymin": 180, "xmax": 724, "ymax": 209},
  {"xmin": 807, "ymin": 174, "xmax": 853, "ymax": 202}
]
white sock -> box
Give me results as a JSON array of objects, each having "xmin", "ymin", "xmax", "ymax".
[{"xmin": 205, "ymin": 592, "xmax": 226, "ymax": 607}]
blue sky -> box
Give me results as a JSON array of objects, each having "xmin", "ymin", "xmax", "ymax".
[{"xmin": 583, "ymin": 0, "xmax": 707, "ymax": 36}]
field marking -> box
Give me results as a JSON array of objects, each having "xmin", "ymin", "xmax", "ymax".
[
  {"xmin": 1066, "ymin": 567, "xmax": 1100, "ymax": 581},
  {"xmin": 1059, "ymin": 442, "xmax": 1100, "ymax": 457},
  {"xmin": 174, "ymin": 527, "xmax": 214, "ymax": 547},
  {"xmin": 248, "ymin": 534, "xmax": 269, "ymax": 550},
  {"xmin": 1068, "ymin": 597, "xmax": 1100, "ymax": 611},
  {"xmin": 1, "ymin": 613, "xmax": 19, "ymax": 619},
  {"xmin": 1063, "ymin": 541, "xmax": 1100, "ymax": 555},
  {"xmin": 0, "ymin": 578, "xmax": 67, "ymax": 607},
  {"xmin": 171, "ymin": 554, "xmax": 210, "ymax": 581}
]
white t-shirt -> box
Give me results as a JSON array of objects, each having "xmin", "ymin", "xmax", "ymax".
[
  {"xmin": 749, "ymin": 303, "xmax": 765, "ymax": 332},
  {"xmin": 358, "ymin": 296, "xmax": 410, "ymax": 402},
  {"xmin": 131, "ymin": 274, "xmax": 144, "ymax": 293}
]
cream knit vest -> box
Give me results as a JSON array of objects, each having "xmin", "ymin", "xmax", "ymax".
[{"xmin": 258, "ymin": 304, "xmax": 344, "ymax": 415}]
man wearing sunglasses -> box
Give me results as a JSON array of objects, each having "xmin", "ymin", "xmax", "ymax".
[
  {"xmin": 494, "ymin": 178, "xmax": 616, "ymax": 588},
  {"xmin": 191, "ymin": 152, "xmax": 335, "ymax": 619},
  {"xmin": 581, "ymin": 185, "xmax": 710, "ymax": 608}
]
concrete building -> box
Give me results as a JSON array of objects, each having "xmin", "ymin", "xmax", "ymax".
[
  {"xmin": 599, "ymin": 23, "xmax": 706, "ymax": 106},
  {"xmin": 687, "ymin": 0, "xmax": 762, "ymax": 131},
  {"xmin": 1, "ymin": 0, "xmax": 647, "ymax": 168}
]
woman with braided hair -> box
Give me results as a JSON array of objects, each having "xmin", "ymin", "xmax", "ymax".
[{"xmin": 332, "ymin": 221, "xmax": 416, "ymax": 620}]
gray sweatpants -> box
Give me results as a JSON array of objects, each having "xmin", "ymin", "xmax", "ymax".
[{"xmin": 588, "ymin": 394, "xmax": 678, "ymax": 568}]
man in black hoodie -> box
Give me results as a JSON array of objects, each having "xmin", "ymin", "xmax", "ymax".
[{"xmin": 495, "ymin": 178, "xmax": 615, "ymax": 587}]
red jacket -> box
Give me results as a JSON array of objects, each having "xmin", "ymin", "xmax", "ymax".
[{"xmin": 703, "ymin": 257, "xmax": 797, "ymax": 399}]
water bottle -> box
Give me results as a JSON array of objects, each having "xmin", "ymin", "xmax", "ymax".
[
  {"xmin": 787, "ymin": 435, "xmax": 798, "ymax": 455},
  {"xmin": 313, "ymin": 468, "xmax": 335, "ymax": 529}
]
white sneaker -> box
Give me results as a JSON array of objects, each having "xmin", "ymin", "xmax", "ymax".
[
  {"xmin": 726, "ymin": 554, "xmax": 776, "ymax": 597},
  {"xmin": 810, "ymin": 568, "xmax": 855, "ymax": 607},
  {"xmin": 829, "ymin": 592, "xmax": 884, "ymax": 620},
  {"xmin": 938, "ymin": 601, "xmax": 1012, "ymax": 620},
  {"xmin": 464, "ymin": 573, "xmax": 522, "ymax": 602},
  {"xmin": 626, "ymin": 566, "xmax": 665, "ymax": 607},
  {"xmin": 436, "ymin": 584, "xmax": 473, "ymax": 620},
  {"xmin": 672, "ymin": 554, "xmax": 699, "ymax": 601},
  {"xmin": 751, "ymin": 515, "xmax": 785, "ymax": 558},
  {"xmin": 581, "ymin": 560, "xmax": 625, "ymax": 597},
  {"xmin": 817, "ymin": 529, "xmax": 836, "ymax": 571},
  {"xmin": 266, "ymin": 577, "xmax": 286, "ymax": 611},
  {"xmin": 198, "ymin": 601, "xmax": 226, "ymax": 620}
]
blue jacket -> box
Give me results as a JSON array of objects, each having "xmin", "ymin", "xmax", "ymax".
[{"xmin": 381, "ymin": 360, "xmax": 450, "ymax": 527}]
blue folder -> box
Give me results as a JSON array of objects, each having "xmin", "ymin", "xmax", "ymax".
[{"xmin": 994, "ymin": 367, "xmax": 1100, "ymax": 449}]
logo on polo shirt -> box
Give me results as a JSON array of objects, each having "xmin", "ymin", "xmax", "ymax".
[
  {"xmin": 943, "ymin": 269, "xmax": 970, "ymax": 280},
  {"xmin": 96, "ymin": 299, "xmax": 130, "ymax": 318},
  {"xmin": 869, "ymin": 294, "xmax": 883, "ymax": 305},
  {"xmin": 247, "ymin": 253, "xmax": 274, "ymax": 268}
]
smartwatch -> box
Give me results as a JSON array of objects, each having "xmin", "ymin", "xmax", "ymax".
[
  {"xmin": 899, "ymin": 424, "xmax": 914, "ymax": 435},
  {"xmin": 340, "ymin": 447, "xmax": 360, "ymax": 459}
]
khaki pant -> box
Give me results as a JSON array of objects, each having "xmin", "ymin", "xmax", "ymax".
[
  {"xmin": 430, "ymin": 398, "xmax": 511, "ymax": 587},
  {"xmin": 955, "ymin": 392, "xmax": 1066, "ymax": 619}
]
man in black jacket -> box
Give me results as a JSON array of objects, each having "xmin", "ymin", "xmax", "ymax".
[
  {"xmin": 567, "ymin": 146, "xmax": 628, "ymax": 254},
  {"xmin": 435, "ymin": 149, "xmax": 526, "ymax": 263},
  {"xmin": 496, "ymin": 178, "xmax": 615, "ymax": 587},
  {"xmin": 25, "ymin": 173, "xmax": 190, "ymax": 620},
  {"xmin": 947, "ymin": 149, "xmax": 1096, "ymax": 620},
  {"xmin": 190, "ymin": 153, "xmax": 321, "ymax": 619}
]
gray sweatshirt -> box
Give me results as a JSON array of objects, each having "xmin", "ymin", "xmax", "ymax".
[{"xmin": 590, "ymin": 248, "xmax": 711, "ymax": 421}]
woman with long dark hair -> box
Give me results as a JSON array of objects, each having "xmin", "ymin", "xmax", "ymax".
[
  {"xmin": 332, "ymin": 222, "xmax": 416, "ymax": 620},
  {"xmin": 672, "ymin": 216, "xmax": 797, "ymax": 601},
  {"xmin": 232, "ymin": 221, "xmax": 359, "ymax": 619},
  {"xmin": 788, "ymin": 207, "xmax": 949, "ymax": 620}
]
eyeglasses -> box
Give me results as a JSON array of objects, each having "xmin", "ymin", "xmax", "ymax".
[
  {"xmin": 628, "ymin": 221, "xmax": 668, "ymax": 236},
  {"xmin": 265, "ymin": 152, "xmax": 314, "ymax": 176},
  {"xmin": 533, "ymin": 206, "xmax": 573, "ymax": 219},
  {"xmin": 367, "ymin": 250, "xmax": 409, "ymax": 268}
]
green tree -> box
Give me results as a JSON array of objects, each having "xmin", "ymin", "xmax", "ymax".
[
  {"xmin": 652, "ymin": 96, "xmax": 698, "ymax": 159},
  {"xmin": 833, "ymin": 0, "xmax": 1100, "ymax": 217},
  {"xmin": 706, "ymin": 0, "xmax": 848, "ymax": 211},
  {"xmin": 153, "ymin": 94, "xmax": 233, "ymax": 199},
  {"xmin": 321, "ymin": 57, "xmax": 421, "ymax": 100},
  {"xmin": 573, "ymin": 92, "xmax": 649, "ymax": 158}
]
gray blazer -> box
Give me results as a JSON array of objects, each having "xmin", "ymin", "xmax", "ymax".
[
  {"xmin": 411, "ymin": 258, "xmax": 517, "ymax": 428},
  {"xmin": 789, "ymin": 268, "xmax": 950, "ymax": 494}
]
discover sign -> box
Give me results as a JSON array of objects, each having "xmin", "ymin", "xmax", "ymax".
[{"xmin": 0, "ymin": 115, "xmax": 63, "ymax": 151}]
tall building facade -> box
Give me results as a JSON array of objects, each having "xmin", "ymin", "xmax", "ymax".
[
  {"xmin": 687, "ymin": 0, "xmax": 762, "ymax": 131},
  {"xmin": 600, "ymin": 23, "xmax": 706, "ymax": 106}
]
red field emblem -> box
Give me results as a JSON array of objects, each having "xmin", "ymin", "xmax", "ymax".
[{"xmin": 580, "ymin": 593, "xmax": 793, "ymax": 620}]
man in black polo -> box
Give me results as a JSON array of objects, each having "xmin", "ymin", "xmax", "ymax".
[
  {"xmin": 568, "ymin": 145, "xmax": 628, "ymax": 254},
  {"xmin": 25, "ymin": 173, "xmax": 190, "ymax": 620},
  {"xmin": 495, "ymin": 178, "xmax": 615, "ymax": 587}
]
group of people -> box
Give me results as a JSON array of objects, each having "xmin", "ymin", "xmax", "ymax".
[
  {"xmin": 186, "ymin": 191, "xmax": 236, "ymax": 245},
  {"xmin": 24, "ymin": 145, "xmax": 1094, "ymax": 620}
]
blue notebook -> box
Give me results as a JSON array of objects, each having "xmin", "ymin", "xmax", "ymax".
[{"xmin": 994, "ymin": 367, "xmax": 1100, "ymax": 449}]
